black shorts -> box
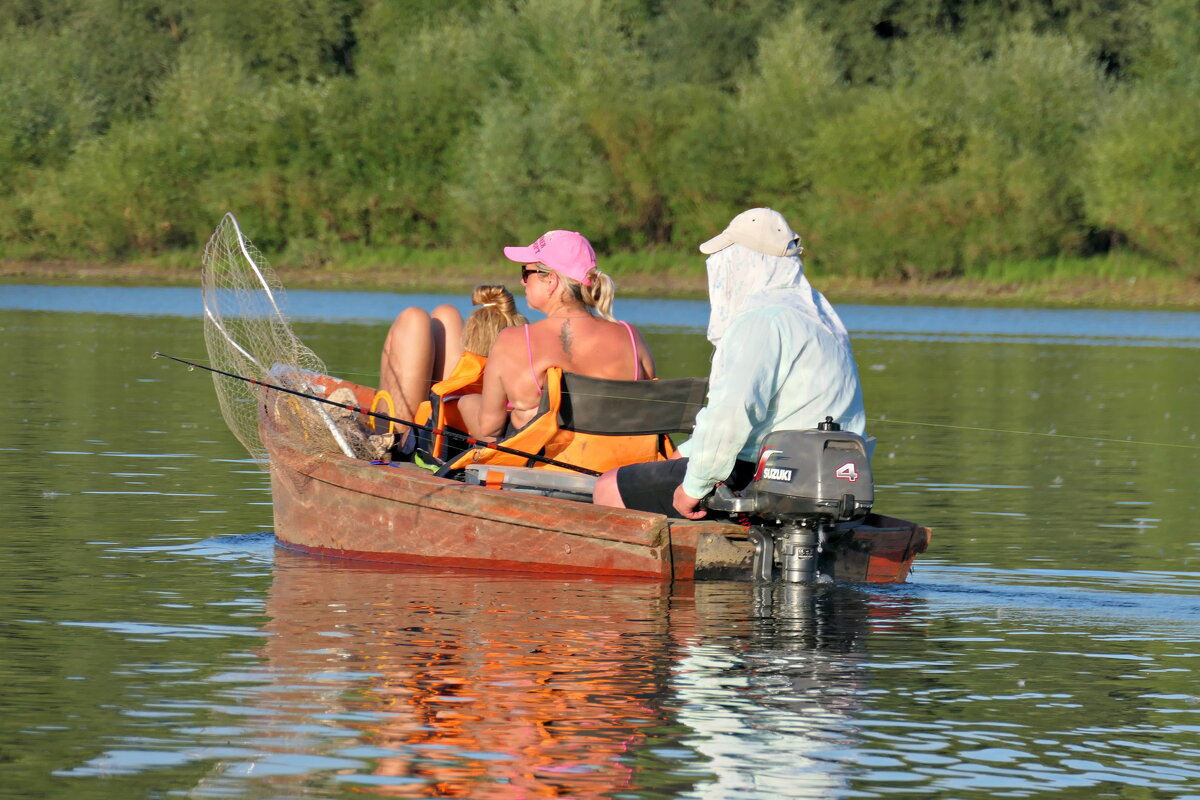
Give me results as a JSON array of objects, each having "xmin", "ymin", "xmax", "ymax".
[{"xmin": 615, "ymin": 458, "xmax": 757, "ymax": 519}]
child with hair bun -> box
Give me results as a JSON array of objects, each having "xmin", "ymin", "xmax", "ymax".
[
  {"xmin": 461, "ymin": 285, "xmax": 527, "ymax": 356},
  {"xmin": 379, "ymin": 285, "xmax": 526, "ymax": 451}
]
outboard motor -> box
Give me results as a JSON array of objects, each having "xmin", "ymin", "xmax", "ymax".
[{"xmin": 707, "ymin": 417, "xmax": 874, "ymax": 584}]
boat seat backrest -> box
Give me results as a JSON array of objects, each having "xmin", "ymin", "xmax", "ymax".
[{"xmin": 548, "ymin": 371, "xmax": 708, "ymax": 435}]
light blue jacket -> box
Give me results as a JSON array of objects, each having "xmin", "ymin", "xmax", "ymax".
[{"xmin": 678, "ymin": 304, "xmax": 865, "ymax": 499}]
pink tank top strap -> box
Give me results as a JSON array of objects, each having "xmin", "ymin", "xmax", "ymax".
[
  {"xmin": 524, "ymin": 324, "xmax": 543, "ymax": 393},
  {"xmin": 618, "ymin": 320, "xmax": 641, "ymax": 380}
]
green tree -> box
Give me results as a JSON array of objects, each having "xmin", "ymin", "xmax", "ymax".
[
  {"xmin": 798, "ymin": 0, "xmax": 1152, "ymax": 83},
  {"xmin": 447, "ymin": 0, "xmax": 681, "ymax": 249},
  {"xmin": 312, "ymin": 12, "xmax": 491, "ymax": 248},
  {"xmin": 644, "ymin": 0, "xmax": 788, "ymax": 89},
  {"xmin": 60, "ymin": 0, "xmax": 185, "ymax": 124},
  {"xmin": 184, "ymin": 0, "xmax": 362, "ymax": 80},
  {"xmin": 1084, "ymin": 0, "xmax": 1200, "ymax": 271},
  {"xmin": 734, "ymin": 5, "xmax": 844, "ymax": 222},
  {"xmin": 0, "ymin": 0, "xmax": 84, "ymax": 28},
  {"xmin": 800, "ymin": 31, "xmax": 1103, "ymax": 277},
  {"xmin": 23, "ymin": 39, "xmax": 275, "ymax": 254},
  {"xmin": 0, "ymin": 0, "xmax": 1194, "ymax": 275},
  {"xmin": 0, "ymin": 28, "xmax": 96, "ymax": 178}
]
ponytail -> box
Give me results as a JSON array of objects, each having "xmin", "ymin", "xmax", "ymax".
[
  {"xmin": 462, "ymin": 285, "xmax": 528, "ymax": 355},
  {"xmin": 581, "ymin": 269, "xmax": 616, "ymax": 321},
  {"xmin": 558, "ymin": 268, "xmax": 616, "ymax": 321}
]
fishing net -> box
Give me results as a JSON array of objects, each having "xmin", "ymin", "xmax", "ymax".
[{"xmin": 201, "ymin": 213, "xmax": 365, "ymax": 466}]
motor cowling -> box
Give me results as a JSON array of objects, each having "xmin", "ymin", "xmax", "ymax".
[
  {"xmin": 708, "ymin": 419, "xmax": 874, "ymax": 525},
  {"xmin": 750, "ymin": 425, "xmax": 873, "ymax": 524}
]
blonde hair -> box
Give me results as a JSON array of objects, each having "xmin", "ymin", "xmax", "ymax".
[
  {"xmin": 557, "ymin": 268, "xmax": 616, "ymax": 321},
  {"xmin": 461, "ymin": 285, "xmax": 527, "ymax": 355}
]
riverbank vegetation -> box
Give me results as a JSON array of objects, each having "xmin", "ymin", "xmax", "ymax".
[{"xmin": 1, "ymin": 0, "xmax": 1197, "ymax": 300}]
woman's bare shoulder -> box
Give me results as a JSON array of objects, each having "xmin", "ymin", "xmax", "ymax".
[
  {"xmin": 483, "ymin": 325, "xmax": 524, "ymax": 362},
  {"xmin": 491, "ymin": 323, "xmax": 525, "ymax": 346}
]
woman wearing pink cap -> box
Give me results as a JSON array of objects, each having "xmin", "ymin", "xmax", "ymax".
[
  {"xmin": 461, "ymin": 230, "xmax": 655, "ymax": 439},
  {"xmin": 380, "ymin": 230, "xmax": 654, "ymax": 451}
]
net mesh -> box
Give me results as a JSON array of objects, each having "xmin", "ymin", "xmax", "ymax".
[{"xmin": 202, "ymin": 213, "xmax": 336, "ymax": 466}]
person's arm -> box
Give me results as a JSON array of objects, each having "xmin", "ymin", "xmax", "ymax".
[
  {"xmin": 632, "ymin": 324, "xmax": 656, "ymax": 379},
  {"xmin": 680, "ymin": 312, "xmax": 786, "ymax": 502},
  {"xmin": 672, "ymin": 483, "xmax": 707, "ymax": 519}
]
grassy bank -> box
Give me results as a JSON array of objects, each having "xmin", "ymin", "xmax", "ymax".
[{"xmin": 3, "ymin": 249, "xmax": 1197, "ymax": 311}]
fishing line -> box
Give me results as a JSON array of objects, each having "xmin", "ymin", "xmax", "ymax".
[
  {"xmin": 868, "ymin": 417, "xmax": 1200, "ymax": 451},
  {"xmin": 480, "ymin": 389, "xmax": 1199, "ymax": 452},
  {"xmin": 287, "ymin": 369, "xmax": 1198, "ymax": 453}
]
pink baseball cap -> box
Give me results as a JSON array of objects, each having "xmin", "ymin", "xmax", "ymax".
[{"xmin": 503, "ymin": 230, "xmax": 596, "ymax": 286}]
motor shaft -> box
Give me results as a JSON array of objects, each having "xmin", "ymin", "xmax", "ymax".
[{"xmin": 778, "ymin": 524, "xmax": 819, "ymax": 583}]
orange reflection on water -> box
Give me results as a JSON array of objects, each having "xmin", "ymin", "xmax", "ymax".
[{"xmin": 261, "ymin": 552, "xmax": 686, "ymax": 798}]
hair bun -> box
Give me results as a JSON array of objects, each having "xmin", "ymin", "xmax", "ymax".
[{"xmin": 472, "ymin": 284, "xmax": 514, "ymax": 311}]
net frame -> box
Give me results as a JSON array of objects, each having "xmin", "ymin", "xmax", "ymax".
[{"xmin": 201, "ymin": 213, "xmax": 353, "ymax": 466}]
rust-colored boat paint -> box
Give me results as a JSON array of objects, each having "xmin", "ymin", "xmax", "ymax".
[
  {"xmin": 261, "ymin": 375, "xmax": 930, "ymax": 583},
  {"xmin": 860, "ymin": 515, "xmax": 933, "ymax": 583}
]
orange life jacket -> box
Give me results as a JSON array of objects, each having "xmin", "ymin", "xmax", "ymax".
[{"xmin": 414, "ymin": 350, "xmax": 487, "ymax": 460}]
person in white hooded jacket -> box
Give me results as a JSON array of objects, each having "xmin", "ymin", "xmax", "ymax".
[{"xmin": 592, "ymin": 207, "xmax": 865, "ymax": 519}]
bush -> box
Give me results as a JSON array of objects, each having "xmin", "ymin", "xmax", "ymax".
[
  {"xmin": 1083, "ymin": 0, "xmax": 1200, "ymax": 272},
  {"xmin": 800, "ymin": 32, "xmax": 1104, "ymax": 278},
  {"xmin": 1084, "ymin": 84, "xmax": 1200, "ymax": 271},
  {"xmin": 22, "ymin": 41, "xmax": 276, "ymax": 255},
  {"xmin": 446, "ymin": 0, "xmax": 681, "ymax": 250},
  {"xmin": 315, "ymin": 15, "xmax": 490, "ymax": 247}
]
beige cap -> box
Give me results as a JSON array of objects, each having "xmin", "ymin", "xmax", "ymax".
[{"xmin": 699, "ymin": 207, "xmax": 802, "ymax": 257}]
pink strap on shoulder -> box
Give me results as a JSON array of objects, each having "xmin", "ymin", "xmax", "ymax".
[
  {"xmin": 618, "ymin": 320, "xmax": 641, "ymax": 380},
  {"xmin": 524, "ymin": 324, "xmax": 542, "ymax": 393}
]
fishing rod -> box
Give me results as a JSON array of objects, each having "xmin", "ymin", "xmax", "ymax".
[{"xmin": 152, "ymin": 352, "xmax": 602, "ymax": 476}]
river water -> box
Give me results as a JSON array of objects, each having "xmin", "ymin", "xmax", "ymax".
[{"xmin": 2, "ymin": 287, "xmax": 1199, "ymax": 799}]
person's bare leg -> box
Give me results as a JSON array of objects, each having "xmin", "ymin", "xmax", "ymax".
[
  {"xmin": 430, "ymin": 304, "xmax": 464, "ymax": 382},
  {"xmin": 379, "ymin": 307, "xmax": 434, "ymax": 429},
  {"xmin": 591, "ymin": 470, "xmax": 627, "ymax": 508}
]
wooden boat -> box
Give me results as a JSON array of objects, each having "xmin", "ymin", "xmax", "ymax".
[{"xmin": 262, "ymin": 373, "xmax": 931, "ymax": 583}]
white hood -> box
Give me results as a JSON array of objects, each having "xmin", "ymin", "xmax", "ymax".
[{"xmin": 705, "ymin": 244, "xmax": 851, "ymax": 351}]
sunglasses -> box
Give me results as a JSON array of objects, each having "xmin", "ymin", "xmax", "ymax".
[{"xmin": 521, "ymin": 266, "xmax": 549, "ymax": 283}]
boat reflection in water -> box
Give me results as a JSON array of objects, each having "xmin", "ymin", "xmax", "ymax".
[
  {"xmin": 222, "ymin": 551, "xmax": 922, "ymax": 798},
  {"xmin": 673, "ymin": 582, "xmax": 897, "ymax": 798}
]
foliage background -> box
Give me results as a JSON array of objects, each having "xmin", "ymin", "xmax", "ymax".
[{"xmin": 0, "ymin": 0, "xmax": 1196, "ymax": 280}]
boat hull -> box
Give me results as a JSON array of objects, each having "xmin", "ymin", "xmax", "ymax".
[{"xmin": 261, "ymin": 375, "xmax": 930, "ymax": 583}]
